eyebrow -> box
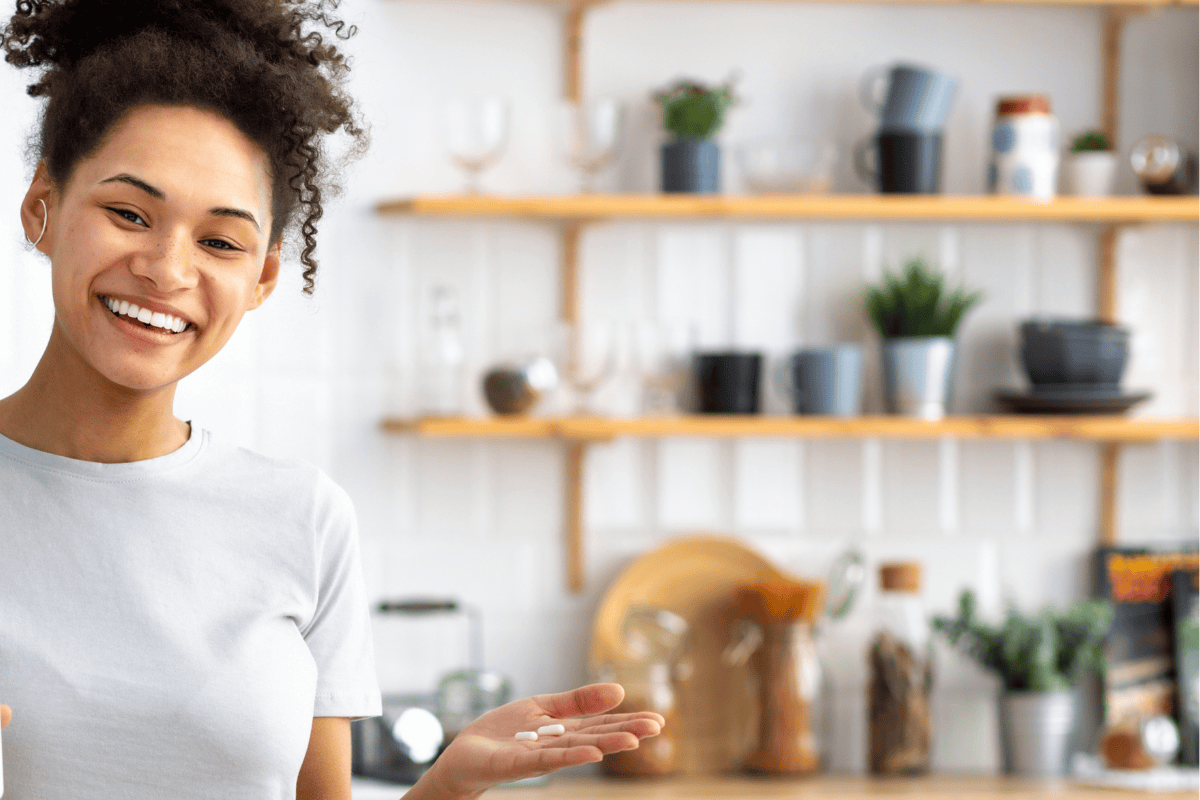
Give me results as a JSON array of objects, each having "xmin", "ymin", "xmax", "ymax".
[{"xmin": 100, "ymin": 173, "xmax": 261, "ymax": 232}]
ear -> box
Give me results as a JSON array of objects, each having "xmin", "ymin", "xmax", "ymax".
[
  {"xmin": 247, "ymin": 242, "xmax": 281, "ymax": 310},
  {"xmin": 21, "ymin": 162, "xmax": 54, "ymax": 254}
]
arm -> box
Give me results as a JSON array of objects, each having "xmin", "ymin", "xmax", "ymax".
[{"xmin": 297, "ymin": 717, "xmax": 352, "ymax": 800}]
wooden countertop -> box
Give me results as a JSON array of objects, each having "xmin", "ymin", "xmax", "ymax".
[{"xmin": 474, "ymin": 774, "xmax": 1196, "ymax": 798}]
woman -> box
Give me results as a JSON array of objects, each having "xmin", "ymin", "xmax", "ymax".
[{"xmin": 0, "ymin": 1, "xmax": 662, "ymax": 798}]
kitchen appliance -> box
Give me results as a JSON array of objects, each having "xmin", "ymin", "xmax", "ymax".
[{"xmin": 353, "ymin": 599, "xmax": 512, "ymax": 784}]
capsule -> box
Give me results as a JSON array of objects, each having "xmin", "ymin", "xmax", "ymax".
[
  {"xmin": 514, "ymin": 731, "xmax": 538, "ymax": 741},
  {"xmin": 537, "ymin": 724, "xmax": 565, "ymax": 736}
]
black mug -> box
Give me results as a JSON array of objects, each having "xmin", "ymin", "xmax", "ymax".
[
  {"xmin": 693, "ymin": 352, "xmax": 762, "ymax": 414},
  {"xmin": 856, "ymin": 130, "xmax": 943, "ymax": 193}
]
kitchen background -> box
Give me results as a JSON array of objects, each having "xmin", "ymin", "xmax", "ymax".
[{"xmin": 0, "ymin": 0, "xmax": 1196, "ymax": 775}]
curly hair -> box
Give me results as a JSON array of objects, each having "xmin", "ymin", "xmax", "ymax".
[{"xmin": 2, "ymin": 0, "xmax": 366, "ymax": 295}]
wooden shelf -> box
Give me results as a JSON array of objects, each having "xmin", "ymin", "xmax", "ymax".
[
  {"xmin": 377, "ymin": 194, "xmax": 1199, "ymax": 223},
  {"xmin": 383, "ymin": 414, "xmax": 1200, "ymax": 442}
]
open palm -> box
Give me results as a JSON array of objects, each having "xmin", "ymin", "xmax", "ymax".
[{"xmin": 422, "ymin": 683, "xmax": 663, "ymax": 797}]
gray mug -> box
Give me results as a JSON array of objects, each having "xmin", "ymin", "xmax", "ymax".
[
  {"xmin": 776, "ymin": 345, "xmax": 864, "ymax": 417},
  {"xmin": 861, "ymin": 63, "xmax": 957, "ymax": 133}
]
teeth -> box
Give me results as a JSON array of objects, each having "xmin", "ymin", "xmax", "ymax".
[{"xmin": 102, "ymin": 296, "xmax": 190, "ymax": 334}]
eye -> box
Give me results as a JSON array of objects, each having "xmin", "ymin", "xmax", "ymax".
[
  {"xmin": 200, "ymin": 238, "xmax": 240, "ymax": 251},
  {"xmin": 107, "ymin": 207, "xmax": 147, "ymax": 226}
]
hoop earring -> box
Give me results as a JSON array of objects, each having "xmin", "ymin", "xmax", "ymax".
[{"xmin": 26, "ymin": 199, "xmax": 47, "ymax": 249}]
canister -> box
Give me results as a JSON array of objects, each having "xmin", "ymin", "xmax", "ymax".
[{"xmin": 988, "ymin": 95, "xmax": 1059, "ymax": 201}]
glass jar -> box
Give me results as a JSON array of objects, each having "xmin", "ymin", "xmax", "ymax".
[
  {"xmin": 867, "ymin": 562, "xmax": 934, "ymax": 776},
  {"xmin": 988, "ymin": 94, "xmax": 1059, "ymax": 201},
  {"xmin": 742, "ymin": 618, "xmax": 827, "ymax": 774},
  {"xmin": 593, "ymin": 660, "xmax": 678, "ymax": 777}
]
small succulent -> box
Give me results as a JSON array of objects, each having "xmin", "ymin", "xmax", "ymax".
[
  {"xmin": 1071, "ymin": 130, "xmax": 1111, "ymax": 153},
  {"xmin": 933, "ymin": 589, "xmax": 1113, "ymax": 692},
  {"xmin": 653, "ymin": 74, "xmax": 739, "ymax": 140},
  {"xmin": 865, "ymin": 258, "xmax": 982, "ymax": 339}
]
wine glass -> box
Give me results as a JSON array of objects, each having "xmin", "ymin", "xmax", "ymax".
[
  {"xmin": 632, "ymin": 320, "xmax": 696, "ymax": 415},
  {"xmin": 443, "ymin": 98, "xmax": 509, "ymax": 193},
  {"xmin": 556, "ymin": 98, "xmax": 622, "ymax": 193},
  {"xmin": 553, "ymin": 321, "xmax": 615, "ymax": 415}
]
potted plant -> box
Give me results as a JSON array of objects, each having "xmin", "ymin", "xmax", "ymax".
[
  {"xmin": 865, "ymin": 258, "xmax": 981, "ymax": 420},
  {"xmin": 652, "ymin": 75, "xmax": 739, "ymax": 193},
  {"xmin": 1065, "ymin": 130, "xmax": 1117, "ymax": 198},
  {"xmin": 933, "ymin": 589, "xmax": 1113, "ymax": 777}
]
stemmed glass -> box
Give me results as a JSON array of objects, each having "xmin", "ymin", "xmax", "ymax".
[
  {"xmin": 443, "ymin": 98, "xmax": 509, "ymax": 193},
  {"xmin": 556, "ymin": 98, "xmax": 622, "ymax": 193},
  {"xmin": 554, "ymin": 321, "xmax": 615, "ymax": 415},
  {"xmin": 632, "ymin": 320, "xmax": 696, "ymax": 415}
]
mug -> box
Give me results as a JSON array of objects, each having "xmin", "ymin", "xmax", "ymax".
[
  {"xmin": 856, "ymin": 131, "xmax": 943, "ymax": 194},
  {"xmin": 860, "ymin": 63, "xmax": 957, "ymax": 132},
  {"xmin": 776, "ymin": 346, "xmax": 864, "ymax": 417},
  {"xmin": 693, "ymin": 352, "xmax": 763, "ymax": 414}
]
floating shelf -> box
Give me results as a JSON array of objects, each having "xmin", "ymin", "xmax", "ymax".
[
  {"xmin": 377, "ymin": 194, "xmax": 1200, "ymax": 223},
  {"xmin": 383, "ymin": 414, "xmax": 1200, "ymax": 442}
]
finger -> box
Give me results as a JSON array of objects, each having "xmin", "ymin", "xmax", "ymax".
[
  {"xmin": 0, "ymin": 704, "xmax": 10, "ymax": 729},
  {"xmin": 549, "ymin": 731, "xmax": 639, "ymax": 753},
  {"xmin": 510, "ymin": 744, "xmax": 603, "ymax": 776},
  {"xmin": 558, "ymin": 711, "xmax": 666, "ymax": 730},
  {"xmin": 564, "ymin": 718, "xmax": 662, "ymax": 739},
  {"xmin": 532, "ymin": 683, "xmax": 623, "ymax": 720}
]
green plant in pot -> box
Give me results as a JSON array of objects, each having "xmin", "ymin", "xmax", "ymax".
[
  {"xmin": 1066, "ymin": 129, "xmax": 1117, "ymax": 198},
  {"xmin": 933, "ymin": 589, "xmax": 1113, "ymax": 777},
  {"xmin": 652, "ymin": 75, "xmax": 739, "ymax": 193},
  {"xmin": 865, "ymin": 258, "xmax": 982, "ymax": 420}
]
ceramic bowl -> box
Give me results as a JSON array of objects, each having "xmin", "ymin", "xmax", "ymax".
[{"xmin": 1020, "ymin": 319, "xmax": 1129, "ymax": 387}]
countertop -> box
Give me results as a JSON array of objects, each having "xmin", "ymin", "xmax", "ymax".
[{"xmin": 351, "ymin": 774, "xmax": 1199, "ymax": 799}]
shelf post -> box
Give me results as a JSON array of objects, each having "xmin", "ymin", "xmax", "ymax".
[
  {"xmin": 565, "ymin": 439, "xmax": 588, "ymax": 592},
  {"xmin": 564, "ymin": 3, "xmax": 588, "ymax": 102},
  {"xmin": 1099, "ymin": 442, "xmax": 1120, "ymax": 547}
]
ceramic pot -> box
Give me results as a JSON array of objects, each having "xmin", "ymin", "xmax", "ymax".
[
  {"xmin": 880, "ymin": 337, "xmax": 956, "ymax": 420},
  {"xmin": 1065, "ymin": 152, "xmax": 1117, "ymax": 197},
  {"xmin": 662, "ymin": 138, "xmax": 720, "ymax": 193},
  {"xmin": 999, "ymin": 691, "xmax": 1076, "ymax": 777}
]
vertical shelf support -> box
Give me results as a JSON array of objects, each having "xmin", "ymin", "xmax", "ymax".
[
  {"xmin": 564, "ymin": 3, "xmax": 589, "ymax": 102},
  {"xmin": 565, "ymin": 439, "xmax": 588, "ymax": 592}
]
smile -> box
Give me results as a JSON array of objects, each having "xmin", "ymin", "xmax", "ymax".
[{"xmin": 98, "ymin": 295, "xmax": 194, "ymax": 335}]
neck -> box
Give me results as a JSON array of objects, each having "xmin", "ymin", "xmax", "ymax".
[{"xmin": 0, "ymin": 329, "xmax": 189, "ymax": 463}]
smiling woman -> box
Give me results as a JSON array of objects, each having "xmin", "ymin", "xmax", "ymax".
[{"xmin": 0, "ymin": 3, "xmax": 662, "ymax": 800}]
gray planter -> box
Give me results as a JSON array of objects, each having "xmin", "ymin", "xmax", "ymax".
[
  {"xmin": 999, "ymin": 691, "xmax": 1076, "ymax": 777},
  {"xmin": 881, "ymin": 336, "xmax": 956, "ymax": 420},
  {"xmin": 662, "ymin": 138, "xmax": 720, "ymax": 193}
]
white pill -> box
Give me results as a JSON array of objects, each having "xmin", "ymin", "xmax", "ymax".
[
  {"xmin": 537, "ymin": 724, "xmax": 565, "ymax": 736},
  {"xmin": 514, "ymin": 731, "xmax": 538, "ymax": 741}
]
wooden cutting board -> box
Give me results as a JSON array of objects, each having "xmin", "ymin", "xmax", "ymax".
[{"xmin": 589, "ymin": 534, "xmax": 790, "ymax": 774}]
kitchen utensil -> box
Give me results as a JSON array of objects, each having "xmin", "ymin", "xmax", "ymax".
[
  {"xmin": 443, "ymin": 98, "xmax": 509, "ymax": 193},
  {"xmin": 988, "ymin": 95, "xmax": 1059, "ymax": 201},
  {"xmin": 590, "ymin": 535, "xmax": 790, "ymax": 774},
  {"xmin": 735, "ymin": 580, "xmax": 827, "ymax": 775},
  {"xmin": 1131, "ymin": 135, "xmax": 1198, "ymax": 195},
  {"xmin": 859, "ymin": 63, "xmax": 957, "ymax": 133},
  {"xmin": 736, "ymin": 140, "xmax": 839, "ymax": 193},
  {"xmin": 776, "ymin": 345, "xmax": 864, "ymax": 417},
  {"xmin": 1019, "ymin": 319, "xmax": 1129, "ymax": 387},
  {"xmin": 482, "ymin": 356, "xmax": 557, "ymax": 416},
  {"xmin": 855, "ymin": 131, "xmax": 943, "ymax": 194},
  {"xmin": 693, "ymin": 351, "xmax": 763, "ymax": 414},
  {"xmin": 993, "ymin": 387, "xmax": 1151, "ymax": 414},
  {"xmin": 557, "ymin": 98, "xmax": 622, "ymax": 192}
]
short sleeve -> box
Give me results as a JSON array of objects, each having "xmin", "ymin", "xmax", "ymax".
[{"xmin": 300, "ymin": 474, "xmax": 382, "ymax": 719}]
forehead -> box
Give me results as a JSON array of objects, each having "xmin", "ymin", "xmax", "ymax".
[{"xmin": 68, "ymin": 104, "xmax": 272, "ymax": 210}]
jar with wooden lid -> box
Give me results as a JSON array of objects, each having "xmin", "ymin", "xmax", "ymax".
[
  {"xmin": 988, "ymin": 94, "xmax": 1060, "ymax": 201},
  {"xmin": 867, "ymin": 561, "xmax": 934, "ymax": 775}
]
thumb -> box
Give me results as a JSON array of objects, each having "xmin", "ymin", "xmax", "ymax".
[
  {"xmin": 535, "ymin": 683, "xmax": 625, "ymax": 719},
  {"xmin": 1, "ymin": 704, "xmax": 11, "ymax": 729}
]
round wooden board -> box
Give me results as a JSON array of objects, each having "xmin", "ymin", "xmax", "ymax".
[{"xmin": 589, "ymin": 535, "xmax": 789, "ymax": 774}]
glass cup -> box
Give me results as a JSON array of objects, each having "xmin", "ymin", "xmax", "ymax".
[
  {"xmin": 552, "ymin": 321, "xmax": 615, "ymax": 415},
  {"xmin": 443, "ymin": 98, "xmax": 509, "ymax": 193},
  {"xmin": 556, "ymin": 98, "xmax": 622, "ymax": 193},
  {"xmin": 631, "ymin": 320, "xmax": 696, "ymax": 415}
]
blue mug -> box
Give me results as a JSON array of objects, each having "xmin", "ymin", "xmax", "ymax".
[{"xmin": 776, "ymin": 345, "xmax": 864, "ymax": 417}]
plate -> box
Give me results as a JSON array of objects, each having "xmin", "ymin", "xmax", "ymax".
[
  {"xmin": 994, "ymin": 387, "xmax": 1152, "ymax": 414},
  {"xmin": 589, "ymin": 535, "xmax": 788, "ymax": 774}
]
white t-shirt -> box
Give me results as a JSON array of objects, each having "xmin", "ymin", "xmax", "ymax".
[{"xmin": 0, "ymin": 424, "xmax": 382, "ymax": 799}]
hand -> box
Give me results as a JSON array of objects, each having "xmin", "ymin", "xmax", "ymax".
[
  {"xmin": 1, "ymin": 704, "xmax": 10, "ymax": 729},
  {"xmin": 418, "ymin": 683, "xmax": 663, "ymax": 800}
]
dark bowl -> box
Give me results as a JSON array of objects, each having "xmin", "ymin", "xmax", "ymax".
[{"xmin": 1020, "ymin": 319, "xmax": 1129, "ymax": 387}]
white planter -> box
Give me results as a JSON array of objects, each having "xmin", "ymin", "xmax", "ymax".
[{"xmin": 1065, "ymin": 152, "xmax": 1117, "ymax": 197}]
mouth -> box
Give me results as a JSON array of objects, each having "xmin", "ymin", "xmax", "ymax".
[{"xmin": 98, "ymin": 295, "xmax": 195, "ymax": 336}]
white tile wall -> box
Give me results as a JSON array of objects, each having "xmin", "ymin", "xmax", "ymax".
[{"xmin": 0, "ymin": 0, "xmax": 1195, "ymax": 776}]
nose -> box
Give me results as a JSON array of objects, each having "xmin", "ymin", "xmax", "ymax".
[{"xmin": 129, "ymin": 228, "xmax": 198, "ymax": 291}]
